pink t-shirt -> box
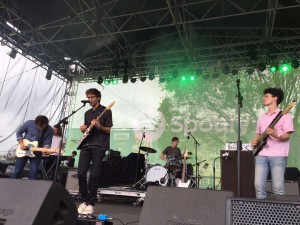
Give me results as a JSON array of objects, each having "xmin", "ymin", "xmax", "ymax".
[{"xmin": 256, "ymin": 108, "xmax": 294, "ymax": 156}]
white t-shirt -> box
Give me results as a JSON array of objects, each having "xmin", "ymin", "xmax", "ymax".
[{"xmin": 50, "ymin": 135, "xmax": 65, "ymax": 155}]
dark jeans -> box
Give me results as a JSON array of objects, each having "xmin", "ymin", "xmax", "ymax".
[
  {"xmin": 12, "ymin": 156, "xmax": 42, "ymax": 179},
  {"xmin": 77, "ymin": 148, "xmax": 106, "ymax": 206}
]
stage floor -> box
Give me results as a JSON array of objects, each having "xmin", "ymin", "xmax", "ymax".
[{"xmin": 76, "ymin": 197, "xmax": 143, "ymax": 225}]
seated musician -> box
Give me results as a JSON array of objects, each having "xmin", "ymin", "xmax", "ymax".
[
  {"xmin": 160, "ymin": 137, "xmax": 185, "ymax": 185},
  {"xmin": 66, "ymin": 151, "xmax": 77, "ymax": 168},
  {"xmin": 12, "ymin": 115, "xmax": 53, "ymax": 180}
]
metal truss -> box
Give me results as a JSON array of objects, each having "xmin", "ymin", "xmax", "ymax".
[{"xmin": 1, "ymin": 0, "xmax": 300, "ymax": 83}]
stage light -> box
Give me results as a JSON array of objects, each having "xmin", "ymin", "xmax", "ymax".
[
  {"xmin": 112, "ymin": 79, "xmax": 118, "ymax": 85},
  {"xmin": 130, "ymin": 77, "xmax": 136, "ymax": 83},
  {"xmin": 7, "ymin": 48, "xmax": 17, "ymax": 59},
  {"xmin": 280, "ymin": 63, "xmax": 291, "ymax": 73},
  {"xmin": 270, "ymin": 64, "xmax": 278, "ymax": 73},
  {"xmin": 181, "ymin": 75, "xmax": 187, "ymax": 81},
  {"xmin": 122, "ymin": 75, "xmax": 128, "ymax": 83},
  {"xmin": 222, "ymin": 65, "xmax": 230, "ymax": 75},
  {"xmin": 291, "ymin": 59, "xmax": 299, "ymax": 69},
  {"xmin": 104, "ymin": 79, "xmax": 110, "ymax": 85},
  {"xmin": 231, "ymin": 68, "xmax": 238, "ymax": 75},
  {"xmin": 140, "ymin": 75, "xmax": 147, "ymax": 82},
  {"xmin": 45, "ymin": 69, "xmax": 52, "ymax": 80},
  {"xmin": 246, "ymin": 68, "xmax": 254, "ymax": 75},
  {"xmin": 190, "ymin": 75, "xmax": 196, "ymax": 81},
  {"xmin": 258, "ymin": 63, "xmax": 266, "ymax": 72},
  {"xmin": 159, "ymin": 77, "xmax": 165, "ymax": 83},
  {"xmin": 149, "ymin": 72, "xmax": 155, "ymax": 80},
  {"xmin": 97, "ymin": 76, "xmax": 103, "ymax": 84}
]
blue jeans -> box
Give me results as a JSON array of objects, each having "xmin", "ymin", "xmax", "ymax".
[
  {"xmin": 12, "ymin": 156, "xmax": 42, "ymax": 179},
  {"xmin": 254, "ymin": 155, "xmax": 287, "ymax": 199}
]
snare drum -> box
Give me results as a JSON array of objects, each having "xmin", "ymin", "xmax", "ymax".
[
  {"xmin": 166, "ymin": 155, "xmax": 182, "ymax": 171},
  {"xmin": 146, "ymin": 165, "xmax": 168, "ymax": 186}
]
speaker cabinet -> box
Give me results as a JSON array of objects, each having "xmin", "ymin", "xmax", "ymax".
[
  {"xmin": 226, "ymin": 197, "xmax": 300, "ymax": 225},
  {"xmin": 221, "ymin": 150, "xmax": 255, "ymax": 198},
  {"xmin": 0, "ymin": 179, "xmax": 77, "ymax": 225},
  {"xmin": 139, "ymin": 186, "xmax": 233, "ymax": 225}
]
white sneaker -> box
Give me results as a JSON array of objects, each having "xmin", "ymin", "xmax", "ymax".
[
  {"xmin": 82, "ymin": 205, "xmax": 94, "ymax": 215},
  {"xmin": 77, "ymin": 202, "xmax": 87, "ymax": 214}
]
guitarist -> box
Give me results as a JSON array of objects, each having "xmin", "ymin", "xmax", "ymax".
[
  {"xmin": 251, "ymin": 88, "xmax": 294, "ymax": 199},
  {"xmin": 12, "ymin": 115, "xmax": 53, "ymax": 179},
  {"xmin": 77, "ymin": 88, "xmax": 113, "ymax": 217}
]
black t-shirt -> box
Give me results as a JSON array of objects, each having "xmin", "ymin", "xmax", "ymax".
[
  {"xmin": 67, "ymin": 157, "xmax": 75, "ymax": 167},
  {"xmin": 81, "ymin": 104, "xmax": 113, "ymax": 150},
  {"xmin": 162, "ymin": 146, "xmax": 181, "ymax": 158}
]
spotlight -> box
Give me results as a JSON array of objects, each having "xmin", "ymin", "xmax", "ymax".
[
  {"xmin": 181, "ymin": 75, "xmax": 187, "ymax": 81},
  {"xmin": 212, "ymin": 72, "xmax": 219, "ymax": 79},
  {"xmin": 269, "ymin": 64, "xmax": 278, "ymax": 73},
  {"xmin": 280, "ymin": 63, "xmax": 291, "ymax": 73},
  {"xmin": 172, "ymin": 71, "xmax": 178, "ymax": 79},
  {"xmin": 130, "ymin": 77, "xmax": 136, "ymax": 83},
  {"xmin": 149, "ymin": 72, "xmax": 155, "ymax": 81},
  {"xmin": 222, "ymin": 65, "xmax": 230, "ymax": 75},
  {"xmin": 246, "ymin": 68, "xmax": 254, "ymax": 75},
  {"xmin": 45, "ymin": 69, "xmax": 52, "ymax": 80},
  {"xmin": 7, "ymin": 48, "xmax": 17, "ymax": 59},
  {"xmin": 159, "ymin": 77, "xmax": 165, "ymax": 83},
  {"xmin": 140, "ymin": 75, "xmax": 147, "ymax": 82},
  {"xmin": 122, "ymin": 75, "xmax": 128, "ymax": 83},
  {"xmin": 104, "ymin": 79, "xmax": 110, "ymax": 85},
  {"xmin": 97, "ymin": 76, "xmax": 103, "ymax": 84},
  {"xmin": 190, "ymin": 75, "xmax": 196, "ymax": 81},
  {"xmin": 291, "ymin": 59, "xmax": 299, "ymax": 69},
  {"xmin": 112, "ymin": 79, "xmax": 118, "ymax": 85},
  {"xmin": 231, "ymin": 68, "xmax": 238, "ymax": 75},
  {"xmin": 257, "ymin": 63, "xmax": 266, "ymax": 72}
]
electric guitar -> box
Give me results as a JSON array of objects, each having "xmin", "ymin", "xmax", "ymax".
[
  {"xmin": 252, "ymin": 100, "xmax": 296, "ymax": 156},
  {"xmin": 177, "ymin": 149, "xmax": 191, "ymax": 188},
  {"xmin": 16, "ymin": 139, "xmax": 59, "ymax": 157},
  {"xmin": 77, "ymin": 101, "xmax": 116, "ymax": 150}
]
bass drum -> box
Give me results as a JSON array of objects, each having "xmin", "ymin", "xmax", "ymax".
[{"xmin": 146, "ymin": 165, "xmax": 168, "ymax": 186}]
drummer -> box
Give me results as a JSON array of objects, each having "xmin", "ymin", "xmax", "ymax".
[{"xmin": 160, "ymin": 137, "xmax": 185, "ymax": 185}]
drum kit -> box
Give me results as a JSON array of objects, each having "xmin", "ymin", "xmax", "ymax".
[{"xmin": 134, "ymin": 146, "xmax": 194, "ymax": 189}]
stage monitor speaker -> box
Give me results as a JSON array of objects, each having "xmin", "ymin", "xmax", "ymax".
[
  {"xmin": 0, "ymin": 179, "xmax": 77, "ymax": 225},
  {"xmin": 221, "ymin": 150, "xmax": 256, "ymax": 198},
  {"xmin": 226, "ymin": 197, "xmax": 300, "ymax": 225},
  {"xmin": 139, "ymin": 186, "xmax": 234, "ymax": 225}
]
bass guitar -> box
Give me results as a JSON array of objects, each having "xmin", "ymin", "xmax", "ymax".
[
  {"xmin": 252, "ymin": 100, "xmax": 296, "ymax": 156},
  {"xmin": 177, "ymin": 149, "xmax": 191, "ymax": 188},
  {"xmin": 16, "ymin": 139, "xmax": 59, "ymax": 157},
  {"xmin": 77, "ymin": 101, "xmax": 116, "ymax": 150}
]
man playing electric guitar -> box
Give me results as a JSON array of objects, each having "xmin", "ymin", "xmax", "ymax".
[
  {"xmin": 12, "ymin": 115, "xmax": 53, "ymax": 180},
  {"xmin": 251, "ymin": 88, "xmax": 294, "ymax": 199}
]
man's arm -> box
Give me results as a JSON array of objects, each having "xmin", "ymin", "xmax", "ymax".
[{"xmin": 160, "ymin": 153, "xmax": 167, "ymax": 161}]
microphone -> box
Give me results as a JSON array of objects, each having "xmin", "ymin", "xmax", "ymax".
[
  {"xmin": 236, "ymin": 78, "xmax": 240, "ymax": 86},
  {"xmin": 81, "ymin": 100, "xmax": 90, "ymax": 104},
  {"xmin": 187, "ymin": 127, "xmax": 190, "ymax": 139}
]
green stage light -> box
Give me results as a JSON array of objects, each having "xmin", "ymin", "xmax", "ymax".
[
  {"xmin": 104, "ymin": 79, "xmax": 110, "ymax": 85},
  {"xmin": 280, "ymin": 63, "xmax": 291, "ymax": 73},
  {"xmin": 190, "ymin": 75, "xmax": 195, "ymax": 81},
  {"xmin": 181, "ymin": 75, "xmax": 187, "ymax": 81},
  {"xmin": 112, "ymin": 79, "xmax": 118, "ymax": 85},
  {"xmin": 270, "ymin": 65, "xmax": 277, "ymax": 73}
]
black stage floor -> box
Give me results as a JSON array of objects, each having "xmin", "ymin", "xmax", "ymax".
[{"xmin": 76, "ymin": 197, "xmax": 142, "ymax": 225}]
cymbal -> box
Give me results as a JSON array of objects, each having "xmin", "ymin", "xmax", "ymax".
[{"xmin": 139, "ymin": 146, "xmax": 157, "ymax": 153}]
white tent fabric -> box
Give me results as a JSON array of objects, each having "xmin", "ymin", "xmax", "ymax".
[{"xmin": 0, "ymin": 45, "xmax": 69, "ymax": 157}]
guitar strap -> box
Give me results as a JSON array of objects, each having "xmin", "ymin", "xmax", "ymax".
[
  {"xmin": 37, "ymin": 128, "xmax": 47, "ymax": 147},
  {"xmin": 267, "ymin": 111, "xmax": 283, "ymax": 129}
]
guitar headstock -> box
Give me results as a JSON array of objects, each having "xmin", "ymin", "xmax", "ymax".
[
  {"xmin": 283, "ymin": 100, "xmax": 296, "ymax": 114},
  {"xmin": 106, "ymin": 101, "xmax": 116, "ymax": 110}
]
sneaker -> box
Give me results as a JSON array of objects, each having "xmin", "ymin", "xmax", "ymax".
[
  {"xmin": 82, "ymin": 205, "xmax": 94, "ymax": 215},
  {"xmin": 77, "ymin": 202, "xmax": 87, "ymax": 214}
]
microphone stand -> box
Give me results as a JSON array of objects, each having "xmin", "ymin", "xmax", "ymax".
[
  {"xmin": 53, "ymin": 102, "xmax": 88, "ymax": 182},
  {"xmin": 188, "ymin": 131, "xmax": 201, "ymax": 188},
  {"xmin": 134, "ymin": 129, "xmax": 145, "ymax": 183},
  {"xmin": 213, "ymin": 156, "xmax": 221, "ymax": 190},
  {"xmin": 236, "ymin": 78, "xmax": 243, "ymax": 197}
]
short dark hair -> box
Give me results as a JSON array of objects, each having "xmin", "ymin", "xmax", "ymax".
[
  {"xmin": 172, "ymin": 137, "xmax": 179, "ymax": 142},
  {"xmin": 71, "ymin": 151, "xmax": 77, "ymax": 155},
  {"xmin": 86, "ymin": 88, "xmax": 101, "ymax": 98},
  {"xmin": 264, "ymin": 87, "xmax": 284, "ymax": 105},
  {"xmin": 35, "ymin": 115, "xmax": 49, "ymax": 127}
]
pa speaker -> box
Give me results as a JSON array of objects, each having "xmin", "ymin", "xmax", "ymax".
[
  {"xmin": 221, "ymin": 150, "xmax": 256, "ymax": 197},
  {"xmin": 226, "ymin": 197, "xmax": 300, "ymax": 225},
  {"xmin": 139, "ymin": 186, "xmax": 233, "ymax": 225},
  {"xmin": 0, "ymin": 179, "xmax": 77, "ymax": 225}
]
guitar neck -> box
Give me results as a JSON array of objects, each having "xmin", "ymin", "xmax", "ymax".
[{"xmin": 181, "ymin": 158, "xmax": 186, "ymax": 181}]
